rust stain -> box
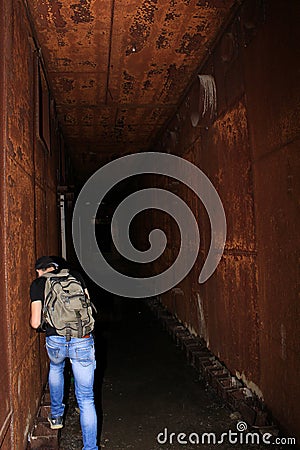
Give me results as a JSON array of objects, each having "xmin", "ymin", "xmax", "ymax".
[
  {"xmin": 64, "ymin": 113, "xmax": 77, "ymax": 125},
  {"xmin": 142, "ymin": 65, "xmax": 164, "ymax": 91},
  {"xmin": 156, "ymin": 30, "xmax": 173, "ymax": 49},
  {"xmin": 143, "ymin": 79, "xmax": 152, "ymax": 91},
  {"xmin": 81, "ymin": 79, "xmax": 95, "ymax": 89},
  {"xmin": 49, "ymin": 0, "xmax": 67, "ymax": 28},
  {"xmin": 176, "ymin": 26, "xmax": 205, "ymax": 55},
  {"xmin": 70, "ymin": 0, "xmax": 94, "ymax": 23},
  {"xmin": 26, "ymin": 0, "xmax": 237, "ymax": 171},
  {"xmin": 213, "ymin": 101, "xmax": 248, "ymax": 147},
  {"xmin": 60, "ymin": 77, "xmax": 75, "ymax": 92},
  {"xmin": 82, "ymin": 112, "xmax": 93, "ymax": 125},
  {"xmin": 122, "ymin": 70, "xmax": 135, "ymax": 95},
  {"xmin": 78, "ymin": 60, "xmax": 97, "ymax": 68},
  {"xmin": 165, "ymin": 11, "xmax": 181, "ymax": 22},
  {"xmin": 159, "ymin": 63, "xmax": 187, "ymax": 101},
  {"xmin": 126, "ymin": 0, "xmax": 158, "ymax": 55},
  {"xmin": 37, "ymin": 0, "xmax": 66, "ymax": 29},
  {"xmin": 52, "ymin": 57, "xmax": 72, "ymax": 70},
  {"xmin": 148, "ymin": 65, "xmax": 164, "ymax": 76},
  {"xmin": 155, "ymin": 1, "xmax": 182, "ymax": 49}
]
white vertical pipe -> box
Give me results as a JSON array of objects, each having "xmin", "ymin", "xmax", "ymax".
[{"xmin": 60, "ymin": 194, "xmax": 66, "ymax": 259}]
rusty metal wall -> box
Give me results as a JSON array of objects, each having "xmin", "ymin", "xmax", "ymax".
[
  {"xmin": 0, "ymin": 0, "xmax": 13, "ymax": 447},
  {"xmin": 154, "ymin": 0, "xmax": 300, "ymax": 441},
  {"xmin": 0, "ymin": 0, "xmax": 61, "ymax": 448},
  {"xmin": 242, "ymin": 0, "xmax": 300, "ymax": 439}
]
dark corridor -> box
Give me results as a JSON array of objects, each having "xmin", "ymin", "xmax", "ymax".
[{"xmin": 0, "ymin": 0, "xmax": 299, "ymax": 449}]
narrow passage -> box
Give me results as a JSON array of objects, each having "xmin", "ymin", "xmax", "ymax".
[{"xmin": 60, "ymin": 297, "xmax": 284, "ymax": 450}]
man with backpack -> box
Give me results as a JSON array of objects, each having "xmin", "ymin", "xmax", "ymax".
[{"xmin": 30, "ymin": 256, "xmax": 98, "ymax": 450}]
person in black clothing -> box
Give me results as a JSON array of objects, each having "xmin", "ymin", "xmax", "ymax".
[
  {"xmin": 30, "ymin": 256, "xmax": 88, "ymax": 334},
  {"xmin": 30, "ymin": 256, "xmax": 98, "ymax": 450}
]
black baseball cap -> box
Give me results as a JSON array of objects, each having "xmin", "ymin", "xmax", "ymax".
[{"xmin": 35, "ymin": 256, "xmax": 59, "ymax": 270}]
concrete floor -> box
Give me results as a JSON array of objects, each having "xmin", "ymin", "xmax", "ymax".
[{"xmin": 59, "ymin": 296, "xmax": 285, "ymax": 450}]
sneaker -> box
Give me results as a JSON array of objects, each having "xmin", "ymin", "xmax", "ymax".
[{"xmin": 47, "ymin": 415, "xmax": 64, "ymax": 430}]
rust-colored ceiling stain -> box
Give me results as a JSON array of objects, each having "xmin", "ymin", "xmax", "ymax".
[{"xmin": 27, "ymin": 0, "xmax": 236, "ymax": 178}]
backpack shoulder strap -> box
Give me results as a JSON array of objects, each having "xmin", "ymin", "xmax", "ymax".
[{"xmin": 42, "ymin": 269, "xmax": 70, "ymax": 280}]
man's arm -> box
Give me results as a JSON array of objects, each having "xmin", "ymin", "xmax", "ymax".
[{"xmin": 30, "ymin": 300, "xmax": 42, "ymax": 329}]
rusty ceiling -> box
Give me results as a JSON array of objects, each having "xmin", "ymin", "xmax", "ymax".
[{"xmin": 26, "ymin": 0, "xmax": 238, "ymax": 181}]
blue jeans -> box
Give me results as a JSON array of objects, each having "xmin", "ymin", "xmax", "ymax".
[{"xmin": 46, "ymin": 335, "xmax": 98, "ymax": 450}]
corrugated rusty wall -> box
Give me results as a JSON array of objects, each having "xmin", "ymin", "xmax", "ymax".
[
  {"xmin": 0, "ymin": 0, "xmax": 61, "ymax": 448},
  {"xmin": 152, "ymin": 0, "xmax": 299, "ymax": 440}
]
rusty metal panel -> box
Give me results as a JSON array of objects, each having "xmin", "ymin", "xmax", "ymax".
[
  {"xmin": 5, "ymin": 152, "xmax": 46, "ymax": 449},
  {"xmin": 33, "ymin": 143, "xmax": 47, "ymax": 189},
  {"xmin": 6, "ymin": 8, "xmax": 34, "ymax": 179},
  {"xmin": 241, "ymin": 0, "xmax": 300, "ymax": 439},
  {"xmin": 35, "ymin": 183, "xmax": 47, "ymax": 258},
  {"xmin": 11, "ymin": 340, "xmax": 43, "ymax": 450},
  {"xmin": 0, "ymin": 0, "xmax": 13, "ymax": 446},
  {"xmin": 214, "ymin": 19, "xmax": 239, "ymax": 115},
  {"xmin": 242, "ymin": 0, "xmax": 300, "ymax": 161},
  {"xmin": 205, "ymin": 254, "xmax": 259, "ymax": 382},
  {"xmin": 6, "ymin": 155, "xmax": 36, "ymax": 352},
  {"xmin": 27, "ymin": 0, "xmax": 112, "ymax": 73},
  {"xmin": 1, "ymin": 1, "xmax": 61, "ymax": 448},
  {"xmin": 51, "ymin": 72, "xmax": 107, "ymax": 107},
  {"xmin": 206, "ymin": 100, "xmax": 256, "ymax": 252},
  {"xmin": 159, "ymin": 1, "xmax": 300, "ymax": 443},
  {"xmin": 109, "ymin": 0, "xmax": 234, "ymax": 104},
  {"xmin": 157, "ymin": 0, "xmax": 257, "ymax": 423},
  {"xmin": 160, "ymin": 92, "xmax": 259, "ymax": 382},
  {"xmin": 253, "ymin": 141, "xmax": 300, "ymax": 438},
  {"xmin": 26, "ymin": 0, "xmax": 238, "ymax": 179}
]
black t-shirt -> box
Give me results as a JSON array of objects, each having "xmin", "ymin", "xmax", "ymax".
[{"xmin": 30, "ymin": 269, "xmax": 87, "ymax": 336}]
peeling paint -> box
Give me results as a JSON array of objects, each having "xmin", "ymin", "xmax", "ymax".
[
  {"xmin": 78, "ymin": 60, "xmax": 97, "ymax": 68},
  {"xmin": 60, "ymin": 77, "xmax": 75, "ymax": 92},
  {"xmin": 54, "ymin": 57, "xmax": 72, "ymax": 68},
  {"xmin": 156, "ymin": 29, "xmax": 173, "ymax": 49},
  {"xmin": 122, "ymin": 71, "xmax": 135, "ymax": 95},
  {"xmin": 126, "ymin": 0, "xmax": 158, "ymax": 54},
  {"xmin": 213, "ymin": 101, "xmax": 248, "ymax": 147},
  {"xmin": 235, "ymin": 371, "xmax": 264, "ymax": 400},
  {"xmin": 165, "ymin": 11, "xmax": 181, "ymax": 22},
  {"xmin": 45, "ymin": 0, "xmax": 67, "ymax": 29},
  {"xmin": 81, "ymin": 79, "xmax": 95, "ymax": 89},
  {"xmin": 158, "ymin": 63, "xmax": 187, "ymax": 101},
  {"xmin": 26, "ymin": 0, "xmax": 237, "ymax": 174},
  {"xmin": 176, "ymin": 28, "xmax": 205, "ymax": 55},
  {"xmin": 70, "ymin": 0, "xmax": 94, "ymax": 23}
]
